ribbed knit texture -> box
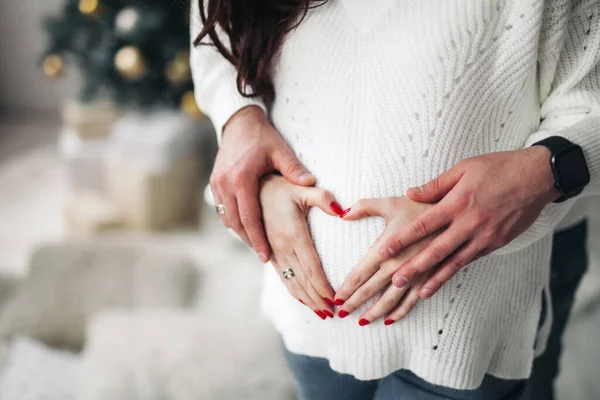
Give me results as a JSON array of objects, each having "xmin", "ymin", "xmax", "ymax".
[{"xmin": 191, "ymin": 0, "xmax": 600, "ymax": 389}]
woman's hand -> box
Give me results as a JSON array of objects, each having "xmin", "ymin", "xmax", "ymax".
[
  {"xmin": 259, "ymin": 174, "xmax": 342, "ymax": 319},
  {"xmin": 211, "ymin": 106, "xmax": 316, "ymax": 263},
  {"xmin": 334, "ymin": 197, "xmax": 439, "ymax": 325}
]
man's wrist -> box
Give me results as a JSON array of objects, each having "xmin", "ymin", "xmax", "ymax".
[
  {"xmin": 526, "ymin": 146, "xmax": 562, "ymax": 203},
  {"xmin": 222, "ymin": 105, "xmax": 266, "ymax": 138}
]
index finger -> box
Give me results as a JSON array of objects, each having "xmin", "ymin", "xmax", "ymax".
[
  {"xmin": 238, "ymin": 186, "xmax": 271, "ymax": 263},
  {"xmin": 294, "ymin": 221, "xmax": 336, "ymax": 304}
]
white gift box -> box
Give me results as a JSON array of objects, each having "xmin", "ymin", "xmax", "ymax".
[
  {"xmin": 106, "ymin": 111, "xmax": 211, "ymax": 230},
  {"xmin": 59, "ymin": 128, "xmax": 109, "ymax": 194},
  {"xmin": 61, "ymin": 101, "xmax": 123, "ymax": 140}
]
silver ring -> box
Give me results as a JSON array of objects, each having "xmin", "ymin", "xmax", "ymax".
[
  {"xmin": 215, "ymin": 204, "xmax": 225, "ymax": 215},
  {"xmin": 282, "ymin": 268, "xmax": 295, "ymax": 280}
]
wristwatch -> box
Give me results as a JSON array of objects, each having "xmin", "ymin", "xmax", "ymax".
[{"xmin": 532, "ymin": 136, "xmax": 590, "ymax": 203}]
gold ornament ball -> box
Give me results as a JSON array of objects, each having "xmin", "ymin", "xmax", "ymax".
[
  {"xmin": 79, "ymin": 0, "xmax": 100, "ymax": 15},
  {"xmin": 166, "ymin": 50, "xmax": 191, "ymax": 86},
  {"xmin": 42, "ymin": 54, "xmax": 65, "ymax": 79},
  {"xmin": 180, "ymin": 91, "xmax": 204, "ymax": 119},
  {"xmin": 114, "ymin": 46, "xmax": 147, "ymax": 81}
]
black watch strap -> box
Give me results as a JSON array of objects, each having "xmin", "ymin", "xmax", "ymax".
[
  {"xmin": 532, "ymin": 136, "xmax": 590, "ymax": 203},
  {"xmin": 533, "ymin": 136, "xmax": 572, "ymax": 152}
]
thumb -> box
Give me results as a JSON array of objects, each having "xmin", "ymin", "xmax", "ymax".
[
  {"xmin": 340, "ymin": 198, "xmax": 387, "ymax": 221},
  {"xmin": 299, "ymin": 187, "xmax": 340, "ymax": 217},
  {"xmin": 271, "ymin": 147, "xmax": 316, "ymax": 186},
  {"xmin": 407, "ymin": 164, "xmax": 464, "ymax": 203}
]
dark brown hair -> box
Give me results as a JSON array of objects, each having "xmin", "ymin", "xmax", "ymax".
[{"xmin": 193, "ymin": 0, "xmax": 326, "ymax": 105}]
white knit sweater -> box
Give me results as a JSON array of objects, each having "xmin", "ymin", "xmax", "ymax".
[{"xmin": 191, "ymin": 0, "xmax": 600, "ymax": 389}]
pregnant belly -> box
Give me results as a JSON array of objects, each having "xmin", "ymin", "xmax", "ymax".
[
  {"xmin": 294, "ymin": 143, "xmax": 408, "ymax": 293},
  {"xmin": 308, "ymin": 206, "xmax": 385, "ymax": 291}
]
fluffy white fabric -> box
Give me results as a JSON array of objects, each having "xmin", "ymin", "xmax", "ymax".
[
  {"xmin": 0, "ymin": 243, "xmax": 198, "ymax": 350},
  {"xmin": 81, "ymin": 310, "xmax": 294, "ymax": 400},
  {"xmin": 0, "ymin": 337, "xmax": 80, "ymax": 400}
]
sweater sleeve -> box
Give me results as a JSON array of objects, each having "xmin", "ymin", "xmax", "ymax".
[
  {"xmin": 189, "ymin": 0, "xmax": 267, "ymax": 145},
  {"xmin": 495, "ymin": 0, "xmax": 600, "ymax": 255}
]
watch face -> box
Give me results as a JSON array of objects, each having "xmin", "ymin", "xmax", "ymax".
[{"xmin": 554, "ymin": 146, "xmax": 590, "ymax": 194}]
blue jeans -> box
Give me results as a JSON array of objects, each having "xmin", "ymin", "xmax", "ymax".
[
  {"xmin": 284, "ymin": 220, "xmax": 588, "ymax": 400},
  {"xmin": 284, "ymin": 347, "xmax": 525, "ymax": 400}
]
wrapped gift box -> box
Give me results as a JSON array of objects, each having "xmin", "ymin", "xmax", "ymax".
[{"xmin": 106, "ymin": 111, "xmax": 213, "ymax": 230}]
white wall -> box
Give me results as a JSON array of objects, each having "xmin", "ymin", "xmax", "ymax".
[{"xmin": 0, "ymin": 0, "xmax": 80, "ymax": 112}]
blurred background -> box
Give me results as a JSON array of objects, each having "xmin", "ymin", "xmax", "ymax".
[
  {"xmin": 0, "ymin": 1, "xmax": 598, "ymax": 399},
  {"xmin": 0, "ymin": 1, "xmax": 293, "ymax": 399}
]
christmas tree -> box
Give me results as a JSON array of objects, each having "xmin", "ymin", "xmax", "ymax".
[{"xmin": 42, "ymin": 0, "xmax": 201, "ymax": 116}]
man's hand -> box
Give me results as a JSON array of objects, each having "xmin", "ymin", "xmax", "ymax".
[
  {"xmin": 377, "ymin": 147, "xmax": 561, "ymax": 299},
  {"xmin": 210, "ymin": 105, "xmax": 316, "ymax": 263}
]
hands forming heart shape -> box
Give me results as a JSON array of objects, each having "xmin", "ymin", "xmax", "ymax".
[{"xmin": 259, "ymin": 174, "xmax": 438, "ymax": 325}]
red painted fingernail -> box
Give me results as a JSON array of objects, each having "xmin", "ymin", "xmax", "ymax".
[
  {"xmin": 384, "ymin": 319, "xmax": 395, "ymax": 326},
  {"xmin": 338, "ymin": 310, "xmax": 349, "ymax": 318},
  {"xmin": 322, "ymin": 310, "xmax": 334, "ymax": 318},
  {"xmin": 325, "ymin": 298, "xmax": 335, "ymax": 306},
  {"xmin": 340, "ymin": 208, "xmax": 351, "ymax": 218},
  {"xmin": 315, "ymin": 311, "xmax": 326, "ymax": 320},
  {"xmin": 330, "ymin": 201, "xmax": 344, "ymax": 216},
  {"xmin": 334, "ymin": 298, "xmax": 345, "ymax": 306},
  {"xmin": 299, "ymin": 299, "xmax": 305, "ymax": 305},
  {"xmin": 359, "ymin": 318, "xmax": 370, "ymax": 326}
]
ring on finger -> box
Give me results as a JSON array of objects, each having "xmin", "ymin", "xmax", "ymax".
[{"xmin": 282, "ymin": 268, "xmax": 295, "ymax": 280}]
